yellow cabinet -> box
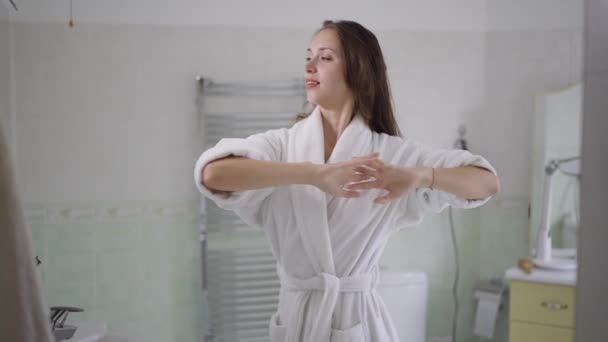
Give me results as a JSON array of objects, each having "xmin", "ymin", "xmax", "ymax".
[
  {"xmin": 509, "ymin": 280, "xmax": 575, "ymax": 342},
  {"xmin": 510, "ymin": 321, "xmax": 574, "ymax": 342}
]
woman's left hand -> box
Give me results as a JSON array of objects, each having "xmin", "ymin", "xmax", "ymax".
[{"xmin": 345, "ymin": 158, "xmax": 431, "ymax": 204}]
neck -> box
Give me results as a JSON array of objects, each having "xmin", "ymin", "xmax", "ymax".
[{"xmin": 318, "ymin": 99, "xmax": 355, "ymax": 140}]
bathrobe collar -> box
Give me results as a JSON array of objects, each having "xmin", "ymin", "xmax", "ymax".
[
  {"xmin": 302, "ymin": 106, "xmax": 372, "ymax": 165},
  {"xmin": 287, "ymin": 106, "xmax": 373, "ymax": 273}
]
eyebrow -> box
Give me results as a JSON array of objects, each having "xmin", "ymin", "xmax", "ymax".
[{"xmin": 306, "ymin": 47, "xmax": 337, "ymax": 53}]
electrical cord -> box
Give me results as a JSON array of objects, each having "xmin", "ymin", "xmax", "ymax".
[{"xmin": 449, "ymin": 126, "xmax": 468, "ymax": 342}]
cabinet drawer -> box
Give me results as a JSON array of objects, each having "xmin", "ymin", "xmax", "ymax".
[
  {"xmin": 510, "ymin": 280, "xmax": 575, "ymax": 328},
  {"xmin": 510, "ymin": 320, "xmax": 574, "ymax": 342}
]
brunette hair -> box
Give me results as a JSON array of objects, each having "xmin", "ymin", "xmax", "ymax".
[{"xmin": 296, "ymin": 20, "xmax": 401, "ymax": 137}]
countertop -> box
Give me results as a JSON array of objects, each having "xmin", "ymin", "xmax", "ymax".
[{"xmin": 505, "ymin": 266, "xmax": 576, "ymax": 286}]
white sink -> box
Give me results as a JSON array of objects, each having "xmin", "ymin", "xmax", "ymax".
[{"xmin": 67, "ymin": 322, "xmax": 106, "ymax": 342}]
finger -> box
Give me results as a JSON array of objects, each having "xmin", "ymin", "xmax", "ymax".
[
  {"xmin": 359, "ymin": 164, "xmax": 378, "ymax": 172},
  {"xmin": 354, "ymin": 164, "xmax": 377, "ymax": 172},
  {"xmin": 348, "ymin": 159, "xmax": 379, "ymax": 170},
  {"xmin": 354, "ymin": 164, "xmax": 379, "ymax": 175},
  {"xmin": 345, "ymin": 178, "xmax": 380, "ymax": 190},
  {"xmin": 353, "ymin": 158, "xmax": 384, "ymax": 172},
  {"xmin": 347, "ymin": 173, "xmax": 369, "ymax": 182},
  {"xmin": 364, "ymin": 159, "xmax": 385, "ymax": 169},
  {"xmin": 344, "ymin": 175, "xmax": 377, "ymax": 186},
  {"xmin": 343, "ymin": 175, "xmax": 373, "ymax": 189},
  {"xmin": 348, "ymin": 166, "xmax": 377, "ymax": 179}
]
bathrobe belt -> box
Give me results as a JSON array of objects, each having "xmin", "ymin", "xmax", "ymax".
[{"xmin": 279, "ymin": 267, "xmax": 379, "ymax": 342}]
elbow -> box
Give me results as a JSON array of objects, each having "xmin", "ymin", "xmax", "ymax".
[
  {"xmin": 489, "ymin": 174, "xmax": 501, "ymax": 196},
  {"xmin": 201, "ymin": 156, "xmax": 241, "ymax": 192},
  {"xmin": 201, "ymin": 164, "xmax": 216, "ymax": 189},
  {"xmin": 201, "ymin": 162, "xmax": 226, "ymax": 192},
  {"xmin": 472, "ymin": 166, "xmax": 500, "ymax": 198}
]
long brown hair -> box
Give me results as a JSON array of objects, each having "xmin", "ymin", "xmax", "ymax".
[{"xmin": 296, "ymin": 20, "xmax": 401, "ymax": 137}]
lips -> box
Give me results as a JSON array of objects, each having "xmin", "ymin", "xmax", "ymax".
[{"xmin": 306, "ymin": 79, "xmax": 320, "ymax": 89}]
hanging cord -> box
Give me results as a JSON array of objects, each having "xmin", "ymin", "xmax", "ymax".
[
  {"xmin": 449, "ymin": 124, "xmax": 468, "ymax": 342},
  {"xmin": 69, "ymin": 0, "xmax": 74, "ymax": 28},
  {"xmin": 448, "ymin": 207, "xmax": 460, "ymax": 342}
]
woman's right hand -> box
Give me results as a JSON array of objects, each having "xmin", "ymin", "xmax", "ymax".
[{"xmin": 312, "ymin": 153, "xmax": 380, "ymax": 198}]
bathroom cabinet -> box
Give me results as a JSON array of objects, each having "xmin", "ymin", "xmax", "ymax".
[{"xmin": 506, "ymin": 268, "xmax": 576, "ymax": 342}]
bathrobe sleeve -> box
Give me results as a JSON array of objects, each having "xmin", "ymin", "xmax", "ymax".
[
  {"xmin": 395, "ymin": 139, "xmax": 498, "ymax": 226},
  {"xmin": 193, "ymin": 128, "xmax": 285, "ymax": 216}
]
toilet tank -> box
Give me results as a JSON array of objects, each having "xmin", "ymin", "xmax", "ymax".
[{"xmin": 377, "ymin": 271, "xmax": 428, "ymax": 342}]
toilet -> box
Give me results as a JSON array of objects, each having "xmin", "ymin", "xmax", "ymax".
[{"xmin": 377, "ymin": 271, "xmax": 428, "ymax": 342}]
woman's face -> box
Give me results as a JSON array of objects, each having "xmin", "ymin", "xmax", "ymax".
[{"xmin": 305, "ymin": 29, "xmax": 352, "ymax": 109}]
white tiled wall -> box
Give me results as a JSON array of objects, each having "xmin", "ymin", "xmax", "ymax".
[{"xmin": 28, "ymin": 201, "xmax": 201, "ymax": 342}]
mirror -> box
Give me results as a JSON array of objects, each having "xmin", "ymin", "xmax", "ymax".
[
  {"xmin": 530, "ymin": 83, "xmax": 582, "ymax": 254},
  {"xmin": 0, "ymin": 1, "xmax": 583, "ymax": 342}
]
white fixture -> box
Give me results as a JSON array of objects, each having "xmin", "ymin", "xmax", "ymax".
[
  {"xmin": 377, "ymin": 271, "xmax": 428, "ymax": 342},
  {"xmin": 534, "ymin": 156, "xmax": 580, "ymax": 271}
]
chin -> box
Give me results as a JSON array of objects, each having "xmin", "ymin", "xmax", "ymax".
[
  {"xmin": 306, "ymin": 94, "xmax": 319, "ymax": 106},
  {"xmin": 306, "ymin": 93, "xmax": 328, "ymax": 108}
]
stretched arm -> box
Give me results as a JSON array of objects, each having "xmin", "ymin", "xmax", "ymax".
[
  {"xmin": 202, "ymin": 157, "xmax": 317, "ymax": 192},
  {"xmin": 202, "ymin": 154, "xmax": 381, "ymax": 197},
  {"xmin": 416, "ymin": 165, "xmax": 500, "ymax": 200},
  {"xmin": 347, "ymin": 161, "xmax": 500, "ymax": 204}
]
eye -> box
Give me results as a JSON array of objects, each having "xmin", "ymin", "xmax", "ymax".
[
  {"xmin": 305, "ymin": 57, "xmax": 311, "ymax": 61},
  {"xmin": 321, "ymin": 56, "xmax": 332, "ymax": 61}
]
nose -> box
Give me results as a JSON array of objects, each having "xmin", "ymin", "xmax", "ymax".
[{"xmin": 305, "ymin": 57, "xmax": 316, "ymax": 74}]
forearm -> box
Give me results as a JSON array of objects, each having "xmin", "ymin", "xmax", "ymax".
[
  {"xmin": 202, "ymin": 156, "xmax": 318, "ymax": 192},
  {"xmin": 416, "ymin": 165, "xmax": 500, "ymax": 200}
]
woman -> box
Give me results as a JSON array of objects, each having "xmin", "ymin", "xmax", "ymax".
[{"xmin": 194, "ymin": 20, "xmax": 499, "ymax": 342}]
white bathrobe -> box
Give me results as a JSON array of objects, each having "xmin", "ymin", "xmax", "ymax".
[{"xmin": 194, "ymin": 107, "xmax": 497, "ymax": 342}]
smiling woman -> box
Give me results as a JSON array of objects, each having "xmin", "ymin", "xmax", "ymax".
[
  {"xmin": 195, "ymin": 19, "xmax": 499, "ymax": 342},
  {"xmin": 300, "ymin": 21, "xmax": 401, "ymax": 139}
]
